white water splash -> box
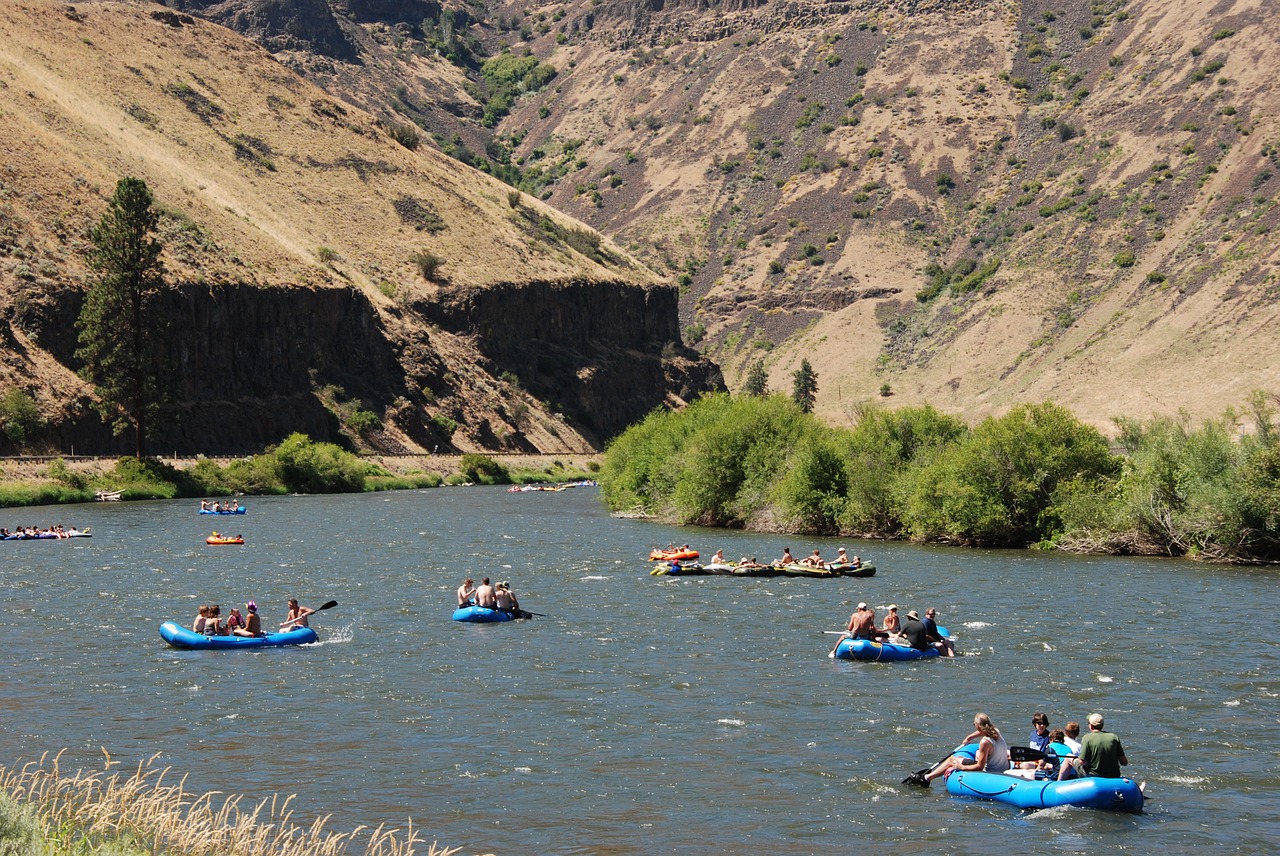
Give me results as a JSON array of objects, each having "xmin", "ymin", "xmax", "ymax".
[
  {"xmin": 1096, "ymin": 675, "xmax": 1114, "ymax": 683},
  {"xmin": 579, "ymin": 575, "xmax": 608, "ymax": 581},
  {"xmin": 1042, "ymin": 642, "xmax": 1053, "ymax": 651},
  {"xmin": 964, "ymin": 621, "xmax": 991, "ymax": 628},
  {"xmin": 1165, "ymin": 774, "xmax": 1207, "ymax": 785},
  {"xmin": 717, "ymin": 718, "xmax": 746, "ymax": 727},
  {"xmin": 1224, "ymin": 699, "xmax": 1241, "ymax": 707}
]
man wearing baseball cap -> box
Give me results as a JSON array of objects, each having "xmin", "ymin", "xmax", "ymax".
[{"xmin": 1060, "ymin": 712, "xmax": 1128, "ymax": 780}]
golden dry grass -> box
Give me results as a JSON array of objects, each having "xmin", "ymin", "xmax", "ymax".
[{"xmin": 0, "ymin": 750, "xmax": 470, "ymax": 856}]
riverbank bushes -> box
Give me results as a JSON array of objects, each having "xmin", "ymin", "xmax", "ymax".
[
  {"xmin": 0, "ymin": 751, "xmax": 453, "ymax": 856},
  {"xmin": 600, "ymin": 392, "xmax": 1280, "ymax": 562},
  {"xmin": 0, "ymin": 435, "xmax": 596, "ymax": 508}
]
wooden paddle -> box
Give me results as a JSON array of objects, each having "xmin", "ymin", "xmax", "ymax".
[{"xmin": 279, "ymin": 600, "xmax": 337, "ymax": 629}]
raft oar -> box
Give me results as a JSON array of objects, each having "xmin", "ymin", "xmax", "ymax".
[
  {"xmin": 903, "ymin": 747, "xmax": 963, "ymax": 788},
  {"xmin": 279, "ymin": 600, "xmax": 337, "ymax": 629}
]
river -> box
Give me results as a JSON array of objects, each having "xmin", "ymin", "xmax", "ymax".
[{"xmin": 0, "ymin": 488, "xmax": 1276, "ymax": 854}]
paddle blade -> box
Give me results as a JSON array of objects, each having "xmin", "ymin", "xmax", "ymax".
[{"xmin": 317, "ymin": 600, "xmax": 338, "ymax": 611}]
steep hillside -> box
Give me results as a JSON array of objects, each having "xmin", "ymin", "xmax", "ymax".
[
  {"xmin": 0, "ymin": 1, "xmax": 719, "ymax": 455},
  {"xmin": 175, "ymin": 0, "xmax": 1280, "ymax": 434}
]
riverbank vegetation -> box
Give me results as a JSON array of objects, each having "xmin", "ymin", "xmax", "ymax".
[
  {"xmin": 0, "ymin": 433, "xmax": 599, "ymax": 507},
  {"xmin": 599, "ymin": 392, "xmax": 1280, "ymax": 562},
  {"xmin": 0, "ymin": 751, "xmax": 454, "ymax": 856}
]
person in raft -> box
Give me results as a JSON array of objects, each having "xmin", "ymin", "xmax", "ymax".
[
  {"xmin": 495, "ymin": 582, "xmax": 521, "ymax": 614},
  {"xmin": 1058, "ymin": 713, "xmax": 1128, "ymax": 780},
  {"xmin": 204, "ymin": 605, "xmax": 223, "ymax": 636},
  {"xmin": 776, "ymin": 547, "xmax": 796, "ymax": 566},
  {"xmin": 224, "ymin": 606, "xmax": 244, "ymax": 634},
  {"xmin": 910, "ymin": 712, "xmax": 1010, "ymax": 787},
  {"xmin": 473, "ymin": 578, "xmax": 498, "ymax": 609},
  {"xmin": 457, "ymin": 577, "xmax": 476, "ymax": 607},
  {"xmin": 233, "ymin": 601, "xmax": 262, "ymax": 637},
  {"xmin": 801, "ymin": 549, "xmax": 824, "ymax": 567},
  {"xmin": 280, "ymin": 598, "xmax": 315, "ymax": 629},
  {"xmin": 710, "ymin": 549, "xmax": 726, "ymax": 564},
  {"xmin": 881, "ymin": 604, "xmax": 902, "ymax": 638}
]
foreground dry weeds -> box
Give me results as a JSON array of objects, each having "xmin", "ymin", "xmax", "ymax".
[{"xmin": 1, "ymin": 750, "xmax": 470, "ymax": 856}]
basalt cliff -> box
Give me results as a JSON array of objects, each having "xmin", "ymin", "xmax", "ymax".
[
  {"xmin": 156, "ymin": 0, "xmax": 1280, "ymax": 434},
  {"xmin": 0, "ymin": 1, "xmax": 721, "ymax": 457}
]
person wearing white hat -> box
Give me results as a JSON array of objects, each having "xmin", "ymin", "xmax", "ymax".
[{"xmin": 1059, "ymin": 714, "xmax": 1129, "ymax": 780}]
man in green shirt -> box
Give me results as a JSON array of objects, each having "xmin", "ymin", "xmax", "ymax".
[{"xmin": 1062, "ymin": 712, "xmax": 1129, "ymax": 779}]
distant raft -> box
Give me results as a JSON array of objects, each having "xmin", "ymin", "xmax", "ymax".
[
  {"xmin": 832, "ymin": 628, "xmax": 950, "ymax": 661},
  {"xmin": 649, "ymin": 548, "xmax": 700, "ymax": 561},
  {"xmin": 159, "ymin": 621, "xmax": 317, "ymax": 649},
  {"xmin": 652, "ymin": 561, "xmax": 875, "ymax": 578},
  {"xmin": 206, "ymin": 534, "xmax": 244, "ymax": 545},
  {"xmin": 452, "ymin": 606, "xmax": 530, "ymax": 622},
  {"xmin": 199, "ymin": 506, "xmax": 246, "ymax": 514}
]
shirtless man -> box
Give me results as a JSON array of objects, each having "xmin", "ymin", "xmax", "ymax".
[
  {"xmin": 457, "ymin": 577, "xmax": 476, "ymax": 607},
  {"xmin": 777, "ymin": 547, "xmax": 796, "ymax": 566},
  {"xmin": 802, "ymin": 549, "xmax": 824, "ymax": 567},
  {"xmin": 833, "ymin": 602, "xmax": 878, "ymax": 654},
  {"xmin": 473, "ymin": 578, "xmax": 498, "ymax": 609},
  {"xmin": 845, "ymin": 602, "xmax": 877, "ymax": 639}
]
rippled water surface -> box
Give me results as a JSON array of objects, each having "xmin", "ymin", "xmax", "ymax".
[{"xmin": 1, "ymin": 488, "xmax": 1277, "ymax": 854}]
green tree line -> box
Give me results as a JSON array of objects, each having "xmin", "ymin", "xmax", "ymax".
[{"xmin": 599, "ymin": 392, "xmax": 1280, "ymax": 562}]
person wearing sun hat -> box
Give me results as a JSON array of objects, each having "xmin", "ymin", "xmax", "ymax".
[{"xmin": 900, "ymin": 609, "xmax": 930, "ymax": 651}]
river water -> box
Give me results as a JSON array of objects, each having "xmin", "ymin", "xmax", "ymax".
[{"xmin": 1, "ymin": 488, "xmax": 1276, "ymax": 854}]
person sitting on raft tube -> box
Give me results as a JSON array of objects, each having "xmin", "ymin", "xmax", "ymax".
[
  {"xmin": 801, "ymin": 549, "xmax": 824, "ymax": 567},
  {"xmin": 473, "ymin": 578, "xmax": 498, "ymax": 609},
  {"xmin": 495, "ymin": 582, "xmax": 521, "ymax": 614},
  {"xmin": 457, "ymin": 577, "xmax": 476, "ymax": 607},
  {"xmin": 914, "ymin": 712, "xmax": 1010, "ymax": 787},
  {"xmin": 233, "ymin": 601, "xmax": 262, "ymax": 637},
  {"xmin": 776, "ymin": 547, "xmax": 795, "ymax": 566}
]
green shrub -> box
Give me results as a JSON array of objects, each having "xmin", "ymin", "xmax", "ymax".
[
  {"xmin": 0, "ymin": 389, "xmax": 43, "ymax": 444},
  {"xmin": 272, "ymin": 433, "xmax": 368, "ymax": 493},
  {"xmin": 412, "ymin": 251, "xmax": 443, "ymax": 280},
  {"xmin": 899, "ymin": 402, "xmax": 1118, "ymax": 546},
  {"xmin": 459, "ymin": 453, "xmax": 510, "ymax": 484}
]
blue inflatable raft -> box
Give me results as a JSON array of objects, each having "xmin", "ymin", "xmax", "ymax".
[
  {"xmin": 832, "ymin": 627, "xmax": 950, "ymax": 661},
  {"xmin": 199, "ymin": 507, "xmax": 246, "ymax": 514},
  {"xmin": 159, "ymin": 621, "xmax": 317, "ymax": 649},
  {"xmin": 452, "ymin": 606, "xmax": 525, "ymax": 622},
  {"xmin": 946, "ymin": 769, "xmax": 1144, "ymax": 812}
]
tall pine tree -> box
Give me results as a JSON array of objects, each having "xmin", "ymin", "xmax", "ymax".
[
  {"xmin": 792, "ymin": 358, "xmax": 818, "ymax": 413},
  {"xmin": 743, "ymin": 359, "xmax": 768, "ymax": 397},
  {"xmin": 76, "ymin": 177, "xmax": 172, "ymax": 457}
]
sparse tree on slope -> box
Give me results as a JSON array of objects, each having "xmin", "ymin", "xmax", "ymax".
[
  {"xmin": 792, "ymin": 358, "xmax": 817, "ymax": 413},
  {"xmin": 743, "ymin": 359, "xmax": 768, "ymax": 397},
  {"xmin": 76, "ymin": 177, "xmax": 173, "ymax": 458}
]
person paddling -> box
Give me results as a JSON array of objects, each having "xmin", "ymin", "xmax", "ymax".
[{"xmin": 280, "ymin": 598, "xmax": 315, "ymax": 629}]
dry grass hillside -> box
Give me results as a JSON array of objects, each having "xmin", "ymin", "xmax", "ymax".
[
  {"xmin": 209, "ymin": 0, "xmax": 1280, "ymax": 436},
  {"xmin": 500, "ymin": 0, "xmax": 1280, "ymax": 433},
  {"xmin": 0, "ymin": 1, "xmax": 718, "ymax": 455}
]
